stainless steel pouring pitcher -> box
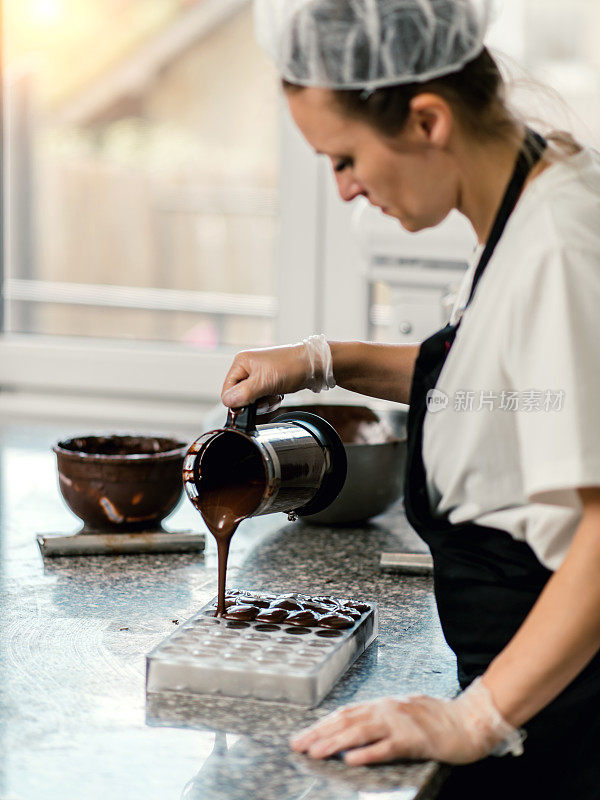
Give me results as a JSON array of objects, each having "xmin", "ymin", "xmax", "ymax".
[{"xmin": 183, "ymin": 403, "xmax": 347, "ymax": 520}]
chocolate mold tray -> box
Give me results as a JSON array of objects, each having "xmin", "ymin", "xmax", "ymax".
[{"xmin": 146, "ymin": 594, "xmax": 378, "ymax": 708}]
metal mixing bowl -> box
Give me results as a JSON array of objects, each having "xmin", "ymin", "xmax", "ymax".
[
  {"xmin": 53, "ymin": 434, "xmax": 189, "ymax": 532},
  {"xmin": 269, "ymin": 404, "xmax": 408, "ymax": 525}
]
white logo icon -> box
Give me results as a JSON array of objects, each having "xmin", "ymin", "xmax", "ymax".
[{"xmin": 426, "ymin": 389, "xmax": 449, "ymax": 413}]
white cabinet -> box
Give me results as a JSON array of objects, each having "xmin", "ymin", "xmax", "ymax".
[
  {"xmin": 370, "ymin": 276, "xmax": 465, "ymax": 343},
  {"xmin": 354, "ymin": 203, "xmax": 475, "ymax": 344},
  {"xmin": 389, "ymin": 286, "xmax": 449, "ymax": 343}
]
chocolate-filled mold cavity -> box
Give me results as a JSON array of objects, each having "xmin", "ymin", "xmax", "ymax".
[
  {"xmin": 224, "ymin": 604, "xmax": 259, "ymax": 621},
  {"xmin": 255, "ymin": 608, "xmax": 288, "ymax": 624},
  {"xmin": 286, "ymin": 610, "xmax": 321, "ymax": 626},
  {"xmin": 216, "ymin": 590, "xmax": 372, "ymax": 631},
  {"xmin": 146, "ymin": 591, "xmax": 378, "ymax": 707},
  {"xmin": 319, "ymin": 614, "xmax": 355, "ymax": 629}
]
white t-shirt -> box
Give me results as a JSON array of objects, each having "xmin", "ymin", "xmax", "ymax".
[{"xmin": 422, "ymin": 146, "xmax": 600, "ymax": 571}]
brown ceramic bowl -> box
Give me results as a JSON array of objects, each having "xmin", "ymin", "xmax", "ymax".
[{"xmin": 53, "ymin": 434, "xmax": 189, "ymax": 532}]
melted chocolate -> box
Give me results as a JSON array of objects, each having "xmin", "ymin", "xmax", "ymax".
[
  {"xmin": 344, "ymin": 600, "xmax": 371, "ymax": 614},
  {"xmin": 286, "ymin": 609, "xmax": 321, "ymax": 626},
  {"xmin": 255, "ymin": 607, "xmax": 289, "ymax": 624},
  {"xmin": 319, "ymin": 613, "xmax": 355, "ymax": 629},
  {"xmin": 220, "ymin": 590, "xmax": 370, "ymax": 630},
  {"xmin": 204, "ymin": 486, "xmax": 262, "ymax": 616},
  {"xmin": 238, "ymin": 595, "xmax": 271, "ymax": 608},
  {"xmin": 189, "ymin": 432, "xmax": 266, "ymax": 615},
  {"xmin": 302, "ymin": 600, "xmax": 330, "ymax": 613},
  {"xmin": 263, "ymin": 404, "xmax": 395, "ymax": 445},
  {"xmin": 270, "ymin": 598, "xmax": 303, "ymax": 612},
  {"xmin": 57, "ymin": 435, "xmax": 185, "ymax": 457},
  {"xmin": 225, "ymin": 604, "xmax": 260, "ymax": 621},
  {"xmin": 340, "ymin": 607, "xmax": 361, "ymax": 620},
  {"xmin": 312, "ymin": 596, "xmax": 338, "ymax": 608}
]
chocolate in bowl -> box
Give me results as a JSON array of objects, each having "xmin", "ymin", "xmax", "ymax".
[
  {"xmin": 53, "ymin": 434, "xmax": 188, "ymax": 532},
  {"xmin": 264, "ymin": 404, "xmax": 407, "ymax": 524}
]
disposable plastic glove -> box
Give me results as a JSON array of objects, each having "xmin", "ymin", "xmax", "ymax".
[
  {"xmin": 221, "ymin": 334, "xmax": 335, "ymax": 409},
  {"xmin": 290, "ymin": 678, "xmax": 525, "ymax": 766}
]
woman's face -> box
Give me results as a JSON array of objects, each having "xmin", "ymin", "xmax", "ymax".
[{"xmin": 287, "ymin": 87, "xmax": 459, "ymax": 232}]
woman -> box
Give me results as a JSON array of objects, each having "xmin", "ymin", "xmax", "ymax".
[{"xmin": 221, "ymin": 1, "xmax": 600, "ymax": 796}]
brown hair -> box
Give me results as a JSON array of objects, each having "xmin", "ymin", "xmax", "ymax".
[{"xmin": 283, "ymin": 47, "xmax": 580, "ymax": 159}]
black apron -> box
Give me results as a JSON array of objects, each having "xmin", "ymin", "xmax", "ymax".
[{"xmin": 403, "ymin": 130, "xmax": 600, "ymax": 799}]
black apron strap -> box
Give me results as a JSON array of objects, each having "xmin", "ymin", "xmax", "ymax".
[
  {"xmin": 404, "ymin": 128, "xmax": 547, "ymax": 535},
  {"xmin": 467, "ymin": 129, "xmax": 546, "ymax": 306},
  {"xmin": 403, "ymin": 127, "xmax": 551, "ymax": 668}
]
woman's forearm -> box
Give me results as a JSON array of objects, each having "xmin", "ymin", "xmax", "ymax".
[
  {"xmin": 482, "ymin": 487, "xmax": 600, "ymax": 728},
  {"xmin": 330, "ymin": 341, "xmax": 420, "ymax": 405}
]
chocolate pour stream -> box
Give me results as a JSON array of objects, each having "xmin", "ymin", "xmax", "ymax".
[
  {"xmin": 184, "ymin": 428, "xmax": 267, "ymax": 615},
  {"xmin": 200, "ymin": 479, "xmax": 264, "ymax": 615}
]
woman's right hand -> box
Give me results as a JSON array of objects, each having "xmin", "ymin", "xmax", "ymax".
[
  {"xmin": 221, "ymin": 343, "xmax": 311, "ymax": 410},
  {"xmin": 221, "ymin": 339, "xmax": 420, "ymax": 409}
]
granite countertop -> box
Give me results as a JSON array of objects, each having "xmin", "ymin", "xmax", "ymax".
[{"xmin": 0, "ymin": 422, "xmax": 458, "ymax": 800}]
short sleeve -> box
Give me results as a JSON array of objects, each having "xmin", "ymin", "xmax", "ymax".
[{"xmin": 504, "ymin": 244, "xmax": 600, "ymax": 502}]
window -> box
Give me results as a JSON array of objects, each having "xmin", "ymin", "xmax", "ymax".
[
  {"xmin": 4, "ymin": 0, "xmax": 284, "ymax": 348},
  {"xmin": 0, "ymin": 0, "xmax": 323, "ymax": 406}
]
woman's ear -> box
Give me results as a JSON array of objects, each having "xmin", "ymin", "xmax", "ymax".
[{"xmin": 408, "ymin": 93, "xmax": 453, "ymax": 148}]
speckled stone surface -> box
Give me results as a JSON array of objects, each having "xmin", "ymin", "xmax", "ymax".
[{"xmin": 0, "ymin": 422, "xmax": 458, "ymax": 800}]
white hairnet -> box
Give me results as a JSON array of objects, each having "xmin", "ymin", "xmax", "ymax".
[{"xmin": 254, "ymin": 0, "xmax": 491, "ymax": 90}]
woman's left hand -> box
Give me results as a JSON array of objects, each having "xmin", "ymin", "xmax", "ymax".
[{"xmin": 290, "ymin": 680, "xmax": 524, "ymax": 766}]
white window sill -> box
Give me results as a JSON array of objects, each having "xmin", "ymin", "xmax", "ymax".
[{"xmin": 0, "ymin": 388, "xmax": 215, "ymax": 430}]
